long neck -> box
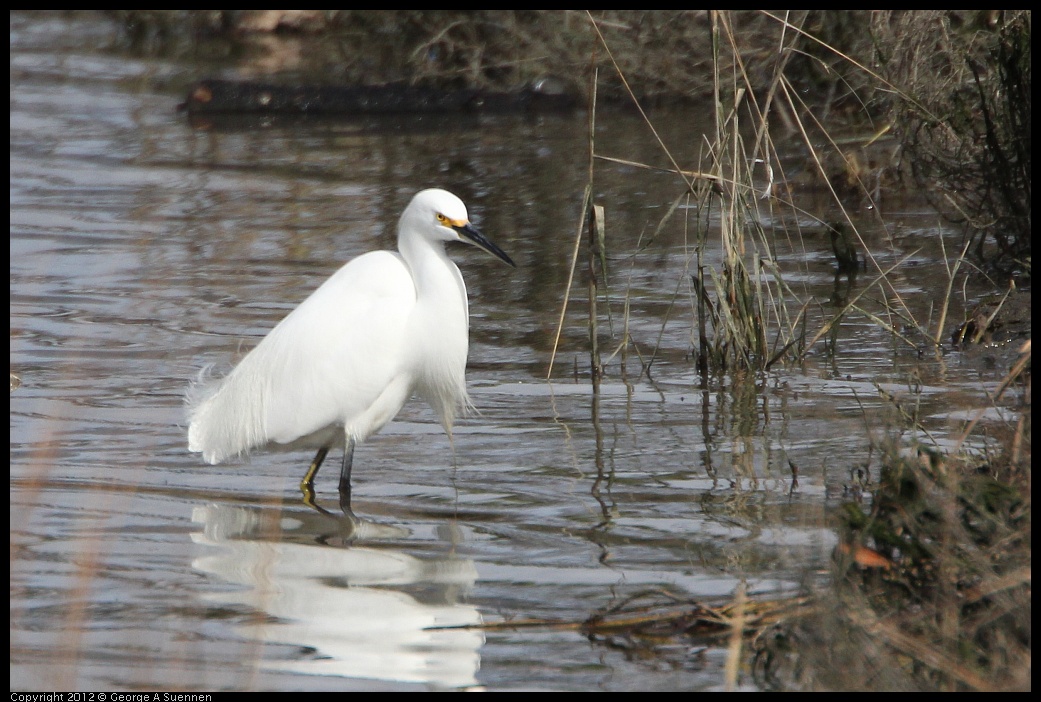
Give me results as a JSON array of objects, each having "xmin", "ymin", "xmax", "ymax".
[
  {"xmin": 396, "ymin": 217, "xmax": 471, "ymax": 429},
  {"xmin": 397, "ymin": 222, "xmax": 470, "ymax": 326}
]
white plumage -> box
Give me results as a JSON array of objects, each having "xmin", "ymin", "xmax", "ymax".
[{"xmin": 187, "ymin": 188, "xmax": 515, "ymax": 512}]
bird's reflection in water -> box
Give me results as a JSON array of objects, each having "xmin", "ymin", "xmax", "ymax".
[{"xmin": 190, "ymin": 503, "xmax": 483, "ymax": 689}]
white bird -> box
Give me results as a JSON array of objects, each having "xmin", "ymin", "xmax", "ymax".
[{"xmin": 187, "ymin": 188, "xmax": 515, "ymax": 514}]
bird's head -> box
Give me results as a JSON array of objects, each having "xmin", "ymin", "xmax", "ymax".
[{"xmin": 403, "ymin": 188, "xmax": 515, "ymax": 267}]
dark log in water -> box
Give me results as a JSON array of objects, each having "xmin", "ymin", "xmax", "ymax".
[{"xmin": 181, "ymin": 78, "xmax": 576, "ymax": 115}]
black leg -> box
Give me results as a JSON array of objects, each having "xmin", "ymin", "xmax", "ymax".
[
  {"xmin": 338, "ymin": 437, "xmax": 356, "ymax": 516},
  {"xmin": 300, "ymin": 446, "xmax": 329, "ymax": 510},
  {"xmin": 301, "ymin": 446, "xmax": 330, "ymax": 490}
]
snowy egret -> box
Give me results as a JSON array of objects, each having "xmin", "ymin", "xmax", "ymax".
[{"xmin": 187, "ymin": 188, "xmax": 515, "ymax": 514}]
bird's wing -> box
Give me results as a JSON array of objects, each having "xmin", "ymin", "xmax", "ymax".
[{"xmin": 188, "ymin": 251, "xmax": 416, "ymax": 461}]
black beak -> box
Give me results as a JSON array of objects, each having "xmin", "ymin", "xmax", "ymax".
[{"xmin": 454, "ymin": 223, "xmax": 516, "ymax": 268}]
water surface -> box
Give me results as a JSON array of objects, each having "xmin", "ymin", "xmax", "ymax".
[{"xmin": 10, "ymin": 12, "xmax": 1020, "ymax": 692}]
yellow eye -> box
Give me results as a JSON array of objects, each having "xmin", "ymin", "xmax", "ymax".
[{"xmin": 436, "ymin": 213, "xmax": 448, "ymax": 224}]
